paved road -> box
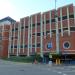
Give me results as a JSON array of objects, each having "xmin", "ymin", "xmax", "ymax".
[{"xmin": 0, "ymin": 59, "xmax": 75, "ymax": 75}]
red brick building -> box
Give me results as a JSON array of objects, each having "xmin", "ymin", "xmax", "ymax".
[
  {"xmin": 0, "ymin": 25, "xmax": 10, "ymax": 58},
  {"xmin": 0, "ymin": 4, "xmax": 75, "ymax": 62},
  {"xmin": 0, "ymin": 17, "xmax": 16, "ymax": 58}
]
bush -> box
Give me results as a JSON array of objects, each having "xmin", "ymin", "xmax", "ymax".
[
  {"xmin": 5, "ymin": 56, "xmax": 34, "ymax": 63},
  {"xmin": 34, "ymin": 53, "xmax": 41, "ymax": 62}
]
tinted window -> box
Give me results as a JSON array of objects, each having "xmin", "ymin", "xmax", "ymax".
[
  {"xmin": 37, "ymin": 43, "xmax": 40, "ymax": 47},
  {"xmin": 37, "ymin": 33, "xmax": 40, "ymax": 36},
  {"xmin": 14, "ymin": 46, "xmax": 17, "ymax": 48},
  {"xmin": 37, "ymin": 23, "xmax": 40, "ymax": 26},
  {"xmin": 32, "ymin": 33, "xmax": 35, "ymax": 35},
  {"xmin": 25, "ymin": 26, "xmax": 28, "ymax": 28},
  {"xmin": 11, "ymin": 46, "xmax": 13, "ymax": 48},
  {"xmin": 25, "ymin": 45, "xmax": 27, "ymax": 48},
  {"xmin": 62, "ymin": 16, "xmax": 67, "ymax": 20},
  {"xmin": 46, "ymin": 31, "xmax": 50, "ymax": 35},
  {"xmin": 70, "ymin": 27, "xmax": 75, "ymax": 31},
  {"xmin": 69, "ymin": 14, "xmax": 74, "ymax": 18},
  {"xmin": 21, "ymin": 45, "xmax": 23, "ymax": 48},
  {"xmin": 51, "ymin": 19, "xmax": 55, "ymax": 22},
  {"xmin": 58, "ymin": 17, "xmax": 61, "ymax": 21},
  {"xmin": 12, "ymin": 29, "xmax": 14, "ymax": 31},
  {"xmin": 32, "ymin": 45, "xmax": 35, "ymax": 47},
  {"xmin": 52, "ymin": 30, "xmax": 56, "ymax": 33},
  {"xmin": 46, "ymin": 20, "xmax": 49, "ymax": 24},
  {"xmin": 21, "ymin": 27, "xmax": 24, "ymax": 29},
  {"xmin": 32, "ymin": 24, "xmax": 35, "ymax": 27},
  {"xmin": 15, "ymin": 28, "xmax": 18, "ymax": 31}
]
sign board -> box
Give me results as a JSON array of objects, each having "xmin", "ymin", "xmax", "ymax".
[{"xmin": 47, "ymin": 42, "xmax": 52, "ymax": 49}]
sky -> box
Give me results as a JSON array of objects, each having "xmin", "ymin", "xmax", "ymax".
[{"xmin": 0, "ymin": 0, "xmax": 75, "ymax": 21}]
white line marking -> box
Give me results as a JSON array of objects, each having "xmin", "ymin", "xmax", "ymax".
[
  {"xmin": 58, "ymin": 71, "xmax": 62, "ymax": 74},
  {"xmin": 63, "ymin": 74, "xmax": 67, "ymax": 75}
]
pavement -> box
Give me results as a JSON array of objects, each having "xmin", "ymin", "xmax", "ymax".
[{"xmin": 0, "ymin": 59, "xmax": 75, "ymax": 75}]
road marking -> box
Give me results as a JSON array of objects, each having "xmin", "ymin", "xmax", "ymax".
[
  {"xmin": 61, "ymin": 70, "xmax": 75, "ymax": 73},
  {"xmin": 52, "ymin": 70, "xmax": 67, "ymax": 75},
  {"xmin": 58, "ymin": 71, "xmax": 62, "ymax": 74},
  {"xmin": 63, "ymin": 74, "xmax": 67, "ymax": 75}
]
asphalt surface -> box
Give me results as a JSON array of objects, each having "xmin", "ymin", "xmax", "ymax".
[{"xmin": 0, "ymin": 59, "xmax": 75, "ymax": 75}]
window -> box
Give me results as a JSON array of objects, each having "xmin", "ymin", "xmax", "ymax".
[
  {"xmin": 14, "ymin": 46, "xmax": 17, "ymax": 48},
  {"xmin": 46, "ymin": 31, "xmax": 50, "ymax": 35},
  {"xmin": 63, "ymin": 28, "xmax": 68, "ymax": 31},
  {"xmin": 11, "ymin": 46, "xmax": 13, "ymax": 48},
  {"xmin": 43, "ymin": 21, "xmax": 44, "ymax": 24},
  {"xmin": 32, "ymin": 45, "xmax": 35, "ymax": 47},
  {"xmin": 37, "ymin": 33, "xmax": 40, "ymax": 36},
  {"xmin": 37, "ymin": 23, "xmax": 40, "ymax": 26},
  {"xmin": 59, "ymin": 29, "xmax": 61, "ymax": 33},
  {"xmin": 15, "ymin": 28, "xmax": 18, "ymax": 31},
  {"xmin": 12, "ymin": 28, "xmax": 18, "ymax": 31},
  {"xmin": 25, "ymin": 26, "xmax": 28, "ymax": 28},
  {"xmin": 51, "ymin": 19, "xmax": 55, "ymax": 22},
  {"xmin": 69, "ymin": 14, "xmax": 74, "ymax": 18},
  {"xmin": 46, "ymin": 20, "xmax": 49, "ymax": 24},
  {"xmin": 21, "ymin": 45, "xmax": 23, "ymax": 48},
  {"xmin": 11, "ymin": 37, "xmax": 13, "ymax": 40},
  {"xmin": 32, "ymin": 24, "xmax": 35, "ymax": 27},
  {"xmin": 58, "ymin": 17, "xmax": 61, "ymax": 21},
  {"xmin": 52, "ymin": 30, "xmax": 56, "ymax": 34},
  {"xmin": 37, "ymin": 43, "xmax": 40, "ymax": 47},
  {"xmin": 63, "ymin": 41, "xmax": 70, "ymax": 49},
  {"xmin": 32, "ymin": 33, "xmax": 35, "ymax": 36},
  {"xmin": 24, "ymin": 45, "xmax": 27, "ymax": 48},
  {"xmin": 21, "ymin": 26, "xmax": 24, "ymax": 29},
  {"xmin": 12, "ymin": 29, "xmax": 14, "ymax": 31},
  {"xmin": 62, "ymin": 16, "xmax": 67, "ymax": 20},
  {"xmin": 70, "ymin": 27, "xmax": 75, "ymax": 31},
  {"xmin": 43, "ymin": 32, "xmax": 44, "ymax": 35}
]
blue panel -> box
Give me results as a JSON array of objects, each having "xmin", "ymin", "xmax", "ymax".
[{"xmin": 47, "ymin": 42, "xmax": 52, "ymax": 49}]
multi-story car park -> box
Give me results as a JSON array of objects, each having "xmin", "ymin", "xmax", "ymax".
[{"xmin": 0, "ymin": 4, "xmax": 75, "ymax": 63}]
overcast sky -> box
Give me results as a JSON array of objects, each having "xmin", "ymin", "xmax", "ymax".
[{"xmin": 0, "ymin": 0, "xmax": 75, "ymax": 21}]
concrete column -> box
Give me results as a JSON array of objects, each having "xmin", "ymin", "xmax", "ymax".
[
  {"xmin": 16, "ymin": 23, "xmax": 19, "ymax": 56},
  {"xmin": 55, "ymin": 11, "xmax": 60, "ymax": 54},
  {"xmin": 19, "ymin": 23, "xmax": 21, "ymax": 54},
  {"xmin": 13, "ymin": 24, "xmax": 15, "ymax": 54},
  {"xmin": 35, "ymin": 15, "xmax": 37, "ymax": 53},
  {"xmin": 67, "ymin": 7, "xmax": 70, "ymax": 36},
  {"xmin": 44, "ymin": 14, "xmax": 46, "ymax": 38},
  {"xmin": 49, "ymin": 11, "xmax": 52, "ymax": 38},
  {"xmin": 28, "ymin": 17, "xmax": 30, "ymax": 56},
  {"xmin": 8, "ymin": 25, "xmax": 12, "ymax": 58},
  {"xmin": 40, "ymin": 14, "xmax": 43, "ymax": 57},
  {"xmin": 30, "ymin": 17, "xmax": 32, "ymax": 53},
  {"xmin": 23, "ymin": 18, "xmax": 25, "ymax": 53},
  {"xmin": 60, "ymin": 8, "xmax": 63, "ymax": 36}
]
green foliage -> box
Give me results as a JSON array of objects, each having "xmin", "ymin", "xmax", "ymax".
[
  {"xmin": 34, "ymin": 53, "xmax": 41, "ymax": 62},
  {"xmin": 52, "ymin": 54, "xmax": 61, "ymax": 59},
  {"xmin": 5, "ymin": 56, "xmax": 34, "ymax": 63},
  {"xmin": 3, "ymin": 53, "xmax": 41, "ymax": 63}
]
